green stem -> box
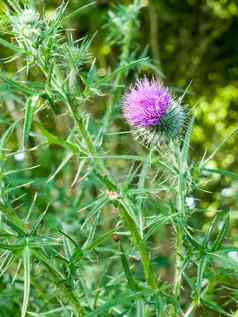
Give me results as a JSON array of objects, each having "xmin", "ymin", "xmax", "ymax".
[
  {"xmin": 173, "ymin": 143, "xmax": 186, "ymax": 313},
  {"xmin": 118, "ymin": 199, "xmax": 157, "ymax": 289},
  {"xmin": 173, "ymin": 215, "xmax": 183, "ymax": 298}
]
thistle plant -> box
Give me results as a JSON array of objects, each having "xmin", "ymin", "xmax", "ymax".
[
  {"xmin": 0, "ymin": 1, "xmax": 238, "ymax": 317},
  {"xmin": 123, "ymin": 77, "xmax": 190, "ymax": 315}
]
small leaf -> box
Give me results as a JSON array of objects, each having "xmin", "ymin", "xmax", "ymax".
[
  {"xmin": 0, "ymin": 121, "xmax": 18, "ymax": 148},
  {"xmin": 203, "ymin": 214, "xmax": 219, "ymax": 249},
  {"xmin": 0, "ymin": 37, "xmax": 24, "ymax": 53},
  {"xmin": 0, "ymin": 74, "xmax": 38, "ymax": 96},
  {"xmin": 120, "ymin": 243, "xmax": 140, "ymax": 291},
  {"xmin": 212, "ymin": 213, "xmax": 230, "ymax": 251},
  {"xmin": 202, "ymin": 167, "xmax": 238, "ymax": 180},
  {"xmin": 201, "ymin": 298, "xmax": 232, "ymax": 317},
  {"xmin": 204, "ymin": 127, "xmax": 238, "ymax": 165},
  {"xmin": 36, "ymin": 123, "xmax": 79, "ymax": 154},
  {"xmin": 23, "ymin": 97, "xmax": 36, "ymax": 147},
  {"xmin": 208, "ymin": 251, "xmax": 238, "ymax": 275},
  {"xmin": 136, "ymin": 299, "xmax": 145, "ymax": 317},
  {"xmin": 84, "ymin": 228, "xmax": 116, "ymax": 252},
  {"xmin": 184, "ymin": 228, "xmax": 203, "ymax": 251},
  {"xmin": 181, "ymin": 116, "xmax": 195, "ymax": 171},
  {"xmin": 86, "ymin": 291, "xmax": 143, "ymax": 317},
  {"xmin": 30, "ymin": 205, "xmax": 49, "ymax": 235},
  {"xmin": 0, "ymin": 202, "xmax": 27, "ymax": 235},
  {"xmin": 196, "ymin": 256, "xmax": 208, "ymax": 302},
  {"xmin": 61, "ymin": 2, "xmax": 96, "ymax": 24}
]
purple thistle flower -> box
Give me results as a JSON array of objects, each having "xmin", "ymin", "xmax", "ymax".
[{"xmin": 123, "ymin": 78, "xmax": 172, "ymax": 128}]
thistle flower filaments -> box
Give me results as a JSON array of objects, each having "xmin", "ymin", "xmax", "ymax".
[
  {"xmin": 122, "ymin": 78, "xmax": 185, "ymax": 148},
  {"xmin": 123, "ymin": 79, "xmax": 171, "ymax": 128}
]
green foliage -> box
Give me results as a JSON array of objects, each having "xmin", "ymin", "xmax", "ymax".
[{"xmin": 0, "ymin": 1, "xmax": 238, "ymax": 317}]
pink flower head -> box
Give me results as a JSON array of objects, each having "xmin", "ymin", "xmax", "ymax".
[{"xmin": 123, "ymin": 78, "xmax": 172, "ymax": 128}]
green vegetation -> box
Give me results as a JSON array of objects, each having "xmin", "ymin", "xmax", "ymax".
[{"xmin": 0, "ymin": 1, "xmax": 238, "ymax": 316}]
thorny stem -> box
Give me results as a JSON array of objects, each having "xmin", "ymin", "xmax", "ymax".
[
  {"xmin": 173, "ymin": 142, "xmax": 186, "ymax": 314},
  {"xmin": 174, "ymin": 218, "xmax": 183, "ymax": 299}
]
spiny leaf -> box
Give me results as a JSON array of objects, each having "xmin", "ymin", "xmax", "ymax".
[
  {"xmin": 0, "ymin": 74, "xmax": 38, "ymax": 96},
  {"xmin": 33, "ymin": 249, "xmax": 83, "ymax": 315},
  {"xmin": 61, "ymin": 2, "xmax": 96, "ymax": 24},
  {"xmin": 84, "ymin": 228, "xmax": 116, "ymax": 252},
  {"xmin": 196, "ymin": 256, "xmax": 208, "ymax": 302},
  {"xmin": 120, "ymin": 243, "xmax": 140, "ymax": 291},
  {"xmin": 0, "ymin": 202, "xmax": 27, "ymax": 235},
  {"xmin": 203, "ymin": 127, "xmax": 238, "ymax": 165},
  {"xmin": 0, "ymin": 37, "xmax": 25, "ymax": 53},
  {"xmin": 202, "ymin": 167, "xmax": 238, "ymax": 180},
  {"xmin": 212, "ymin": 213, "xmax": 230, "ymax": 251},
  {"xmin": 201, "ymin": 298, "xmax": 232, "ymax": 317},
  {"xmin": 0, "ymin": 121, "xmax": 18, "ymax": 148},
  {"xmin": 86, "ymin": 291, "xmax": 144, "ymax": 317},
  {"xmin": 35, "ymin": 123, "xmax": 79, "ymax": 154}
]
